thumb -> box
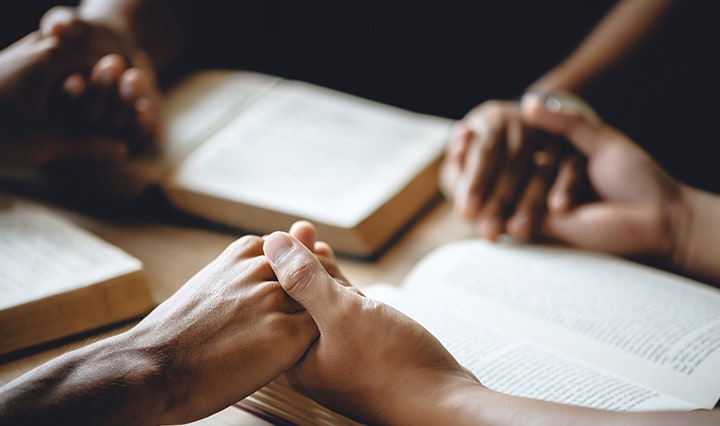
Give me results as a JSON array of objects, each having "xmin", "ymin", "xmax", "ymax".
[
  {"xmin": 542, "ymin": 204, "xmax": 615, "ymax": 250},
  {"xmin": 542, "ymin": 204, "xmax": 652, "ymax": 255},
  {"xmin": 264, "ymin": 232, "xmax": 346, "ymax": 328},
  {"xmin": 521, "ymin": 92, "xmax": 607, "ymax": 157}
]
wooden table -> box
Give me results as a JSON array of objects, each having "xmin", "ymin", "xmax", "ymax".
[{"xmin": 0, "ymin": 191, "xmax": 476, "ymax": 425}]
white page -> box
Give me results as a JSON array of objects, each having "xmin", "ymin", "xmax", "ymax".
[
  {"xmin": 0, "ymin": 199, "xmax": 141, "ymax": 309},
  {"xmin": 167, "ymin": 81, "xmax": 451, "ymax": 227},
  {"xmin": 367, "ymin": 284, "xmax": 697, "ymax": 411},
  {"xmin": 395, "ymin": 240, "xmax": 720, "ymax": 408},
  {"xmin": 124, "ymin": 70, "xmax": 279, "ymax": 182}
]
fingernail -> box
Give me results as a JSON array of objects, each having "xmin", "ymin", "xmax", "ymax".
[{"xmin": 264, "ymin": 232, "xmax": 294, "ymax": 264}]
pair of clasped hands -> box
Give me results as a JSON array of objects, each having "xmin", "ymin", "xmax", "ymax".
[
  {"xmin": 0, "ymin": 7, "xmax": 160, "ymax": 166},
  {"xmin": 441, "ymin": 92, "xmax": 683, "ymax": 262}
]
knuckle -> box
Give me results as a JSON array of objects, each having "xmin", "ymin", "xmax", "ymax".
[
  {"xmin": 263, "ymin": 311, "xmax": 295, "ymax": 335},
  {"xmin": 283, "ymin": 259, "xmax": 316, "ymax": 297},
  {"xmin": 225, "ymin": 235, "xmax": 264, "ymax": 258},
  {"xmin": 254, "ymin": 280, "xmax": 283, "ymax": 302}
]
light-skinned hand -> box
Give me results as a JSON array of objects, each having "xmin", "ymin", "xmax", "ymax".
[
  {"xmin": 264, "ymin": 231, "xmax": 480, "ymax": 425},
  {"xmin": 522, "ymin": 92, "xmax": 685, "ymax": 260}
]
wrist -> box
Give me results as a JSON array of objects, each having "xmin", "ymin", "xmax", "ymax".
[
  {"xmin": 80, "ymin": 330, "xmax": 174, "ymax": 424},
  {"xmin": 382, "ymin": 369, "xmax": 486, "ymax": 426},
  {"xmin": 432, "ymin": 378, "xmax": 494, "ymax": 426},
  {"xmin": 115, "ymin": 325, "xmax": 191, "ymax": 424},
  {"xmin": 526, "ymin": 66, "xmax": 578, "ymax": 97},
  {"xmin": 0, "ymin": 331, "xmax": 171, "ymax": 425},
  {"xmin": 668, "ymin": 184, "xmax": 695, "ymax": 272},
  {"xmin": 668, "ymin": 184, "xmax": 720, "ymax": 282}
]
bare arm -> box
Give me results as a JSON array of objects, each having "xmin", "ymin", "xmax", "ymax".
[
  {"xmin": 0, "ymin": 333, "xmax": 168, "ymax": 425},
  {"xmin": 530, "ymin": 0, "xmax": 676, "ymax": 103},
  {"xmin": 436, "ymin": 385, "xmax": 720, "ymax": 426},
  {"xmin": 672, "ymin": 187, "xmax": 720, "ymax": 284}
]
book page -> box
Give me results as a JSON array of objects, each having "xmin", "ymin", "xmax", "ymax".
[
  {"xmin": 166, "ymin": 81, "xmax": 451, "ymax": 227},
  {"xmin": 0, "ymin": 199, "xmax": 142, "ymax": 309},
  {"xmin": 391, "ymin": 240, "xmax": 720, "ymax": 408},
  {"xmin": 123, "ymin": 70, "xmax": 279, "ymax": 183},
  {"xmin": 367, "ymin": 284, "xmax": 697, "ymax": 412}
]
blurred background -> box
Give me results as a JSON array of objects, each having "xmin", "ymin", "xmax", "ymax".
[{"xmin": 3, "ymin": 1, "xmax": 719, "ymax": 192}]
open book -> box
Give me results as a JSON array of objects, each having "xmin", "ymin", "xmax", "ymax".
[
  {"xmin": 0, "ymin": 197, "xmax": 154, "ymax": 356},
  {"xmin": 238, "ymin": 239, "xmax": 720, "ymax": 425},
  {"xmin": 116, "ymin": 70, "xmax": 452, "ymax": 257}
]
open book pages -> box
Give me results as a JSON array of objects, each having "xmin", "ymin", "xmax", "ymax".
[
  {"xmin": 127, "ymin": 70, "xmax": 452, "ymax": 256},
  {"xmin": 123, "ymin": 71, "xmax": 280, "ymax": 185},
  {"xmin": 240, "ymin": 239, "xmax": 720, "ymax": 425},
  {"xmin": 164, "ymin": 72, "xmax": 450, "ymax": 228},
  {"xmin": 0, "ymin": 197, "xmax": 153, "ymax": 355},
  {"xmin": 368, "ymin": 240, "xmax": 720, "ymax": 411}
]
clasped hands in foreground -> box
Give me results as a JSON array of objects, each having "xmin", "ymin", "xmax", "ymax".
[
  {"xmin": 0, "ymin": 221, "xmax": 481, "ymax": 426},
  {"xmin": 143, "ymin": 222, "xmax": 481, "ymax": 426}
]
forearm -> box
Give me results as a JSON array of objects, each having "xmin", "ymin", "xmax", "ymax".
[
  {"xmin": 0, "ymin": 332, "xmax": 170, "ymax": 425},
  {"xmin": 671, "ymin": 185, "xmax": 720, "ymax": 283},
  {"xmin": 78, "ymin": 0, "xmax": 191, "ymax": 70},
  {"xmin": 529, "ymin": 0, "xmax": 675, "ymax": 102},
  {"xmin": 429, "ymin": 383, "xmax": 719, "ymax": 426}
]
